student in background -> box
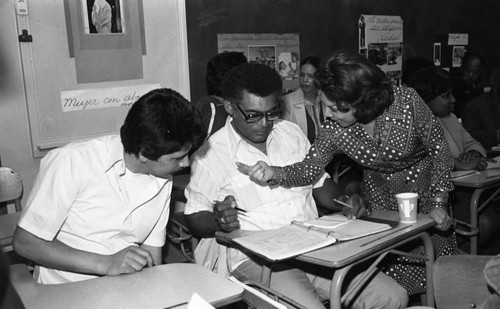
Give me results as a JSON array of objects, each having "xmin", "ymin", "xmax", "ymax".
[
  {"xmin": 408, "ymin": 66, "xmax": 489, "ymax": 171},
  {"xmin": 13, "ymin": 88, "xmax": 205, "ymax": 284},
  {"xmin": 451, "ymin": 53, "xmax": 487, "ymax": 118},
  {"xmin": 281, "ymin": 56, "xmax": 324, "ymax": 143},
  {"xmin": 184, "ymin": 63, "xmax": 407, "ymax": 309},
  {"xmin": 194, "ymin": 52, "xmax": 247, "ymax": 139},
  {"xmin": 409, "ymin": 66, "xmax": 500, "ymax": 251},
  {"xmin": 239, "ymin": 50, "xmax": 458, "ymax": 296},
  {"xmin": 462, "ymin": 68, "xmax": 500, "ymax": 150}
]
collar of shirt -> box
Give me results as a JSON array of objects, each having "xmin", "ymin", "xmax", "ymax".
[
  {"xmin": 103, "ymin": 135, "xmax": 126, "ymax": 175},
  {"xmin": 224, "ymin": 117, "xmax": 276, "ymax": 163}
]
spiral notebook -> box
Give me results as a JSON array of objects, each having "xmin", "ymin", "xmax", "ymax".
[{"xmin": 233, "ymin": 214, "xmax": 392, "ymax": 261}]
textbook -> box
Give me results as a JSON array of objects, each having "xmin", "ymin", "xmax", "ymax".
[{"xmin": 233, "ymin": 214, "xmax": 392, "ymax": 261}]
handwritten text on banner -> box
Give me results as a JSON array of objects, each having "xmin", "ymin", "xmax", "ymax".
[
  {"xmin": 448, "ymin": 33, "xmax": 468, "ymax": 46},
  {"xmin": 364, "ymin": 15, "xmax": 403, "ymax": 44},
  {"xmin": 60, "ymin": 84, "xmax": 161, "ymax": 112}
]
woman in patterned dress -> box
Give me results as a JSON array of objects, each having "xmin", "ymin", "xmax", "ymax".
[{"xmin": 239, "ymin": 50, "xmax": 458, "ymax": 295}]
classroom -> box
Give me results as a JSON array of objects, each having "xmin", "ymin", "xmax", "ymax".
[{"xmin": 1, "ymin": 0, "xmax": 500, "ymax": 308}]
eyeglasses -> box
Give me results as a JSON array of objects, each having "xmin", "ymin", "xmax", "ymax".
[{"xmin": 233, "ymin": 103, "xmax": 281, "ymax": 123}]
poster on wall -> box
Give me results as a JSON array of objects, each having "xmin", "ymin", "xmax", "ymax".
[
  {"xmin": 358, "ymin": 15, "xmax": 403, "ymax": 86},
  {"xmin": 217, "ymin": 33, "xmax": 300, "ymax": 90}
]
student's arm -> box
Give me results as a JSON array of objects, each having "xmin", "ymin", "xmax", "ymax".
[
  {"xmin": 13, "ymin": 227, "xmax": 154, "ymax": 276},
  {"xmin": 185, "ymin": 196, "xmax": 239, "ymax": 238},
  {"xmin": 313, "ymin": 178, "xmax": 368, "ymax": 218},
  {"xmin": 139, "ymin": 244, "xmax": 162, "ymax": 266}
]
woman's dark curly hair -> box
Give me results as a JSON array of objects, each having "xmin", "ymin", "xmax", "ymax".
[{"xmin": 314, "ymin": 50, "xmax": 394, "ymax": 124}]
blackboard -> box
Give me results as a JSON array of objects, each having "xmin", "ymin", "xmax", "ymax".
[{"xmin": 186, "ymin": 0, "xmax": 500, "ymax": 103}]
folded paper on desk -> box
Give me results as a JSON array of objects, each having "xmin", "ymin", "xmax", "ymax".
[{"xmin": 233, "ymin": 214, "xmax": 392, "ymax": 261}]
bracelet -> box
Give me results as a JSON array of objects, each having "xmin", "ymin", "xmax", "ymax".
[{"xmin": 430, "ymin": 196, "xmax": 447, "ymax": 204}]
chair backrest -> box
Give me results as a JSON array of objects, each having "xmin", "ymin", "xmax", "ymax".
[
  {"xmin": 0, "ymin": 167, "xmax": 23, "ymax": 212},
  {"xmin": 0, "ymin": 167, "xmax": 23, "ymax": 251}
]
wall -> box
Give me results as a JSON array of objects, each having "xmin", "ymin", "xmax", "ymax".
[
  {"xmin": 0, "ymin": 1, "xmax": 40, "ymax": 204},
  {"xmin": 186, "ymin": 0, "xmax": 500, "ymax": 103},
  {"xmin": 0, "ymin": 0, "xmax": 189, "ymax": 206}
]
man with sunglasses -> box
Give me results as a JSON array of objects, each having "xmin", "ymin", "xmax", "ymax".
[{"xmin": 184, "ymin": 63, "xmax": 406, "ymax": 309}]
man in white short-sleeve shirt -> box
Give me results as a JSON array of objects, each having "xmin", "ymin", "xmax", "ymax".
[
  {"xmin": 13, "ymin": 88, "xmax": 205, "ymax": 284},
  {"xmin": 184, "ymin": 63, "xmax": 408, "ymax": 309}
]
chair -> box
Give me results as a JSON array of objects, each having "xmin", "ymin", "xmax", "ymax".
[
  {"xmin": 166, "ymin": 212, "xmax": 197, "ymax": 263},
  {"xmin": 433, "ymin": 254, "xmax": 499, "ymax": 309},
  {"xmin": 0, "ymin": 167, "xmax": 23, "ymax": 252}
]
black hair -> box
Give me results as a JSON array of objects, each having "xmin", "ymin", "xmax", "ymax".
[
  {"xmin": 300, "ymin": 56, "xmax": 321, "ymax": 70},
  {"xmin": 407, "ymin": 67, "xmax": 451, "ymax": 103},
  {"xmin": 206, "ymin": 52, "xmax": 247, "ymax": 96},
  {"xmin": 120, "ymin": 88, "xmax": 206, "ymax": 160},
  {"xmin": 221, "ymin": 63, "xmax": 283, "ymax": 104},
  {"xmin": 315, "ymin": 49, "xmax": 393, "ymax": 124}
]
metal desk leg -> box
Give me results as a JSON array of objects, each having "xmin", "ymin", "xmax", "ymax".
[
  {"xmin": 330, "ymin": 265, "xmax": 354, "ymax": 309},
  {"xmin": 419, "ymin": 232, "xmax": 435, "ymax": 307},
  {"xmin": 260, "ymin": 263, "xmax": 272, "ymax": 287},
  {"xmin": 470, "ymin": 188, "xmax": 484, "ymax": 254}
]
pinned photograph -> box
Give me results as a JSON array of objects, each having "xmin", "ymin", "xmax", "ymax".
[
  {"xmin": 452, "ymin": 46, "xmax": 465, "ymax": 68},
  {"xmin": 83, "ymin": 0, "xmax": 124, "ymax": 34},
  {"xmin": 433, "ymin": 43, "xmax": 441, "ymax": 66}
]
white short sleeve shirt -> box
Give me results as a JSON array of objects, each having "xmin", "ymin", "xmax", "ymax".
[
  {"xmin": 184, "ymin": 119, "xmax": 327, "ymax": 270},
  {"xmin": 19, "ymin": 135, "xmax": 171, "ymax": 284}
]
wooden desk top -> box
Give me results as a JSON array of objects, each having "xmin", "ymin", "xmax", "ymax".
[
  {"xmin": 217, "ymin": 210, "xmax": 435, "ymax": 269},
  {"xmin": 451, "ymin": 169, "xmax": 500, "ymax": 188},
  {"xmin": 10, "ymin": 263, "xmax": 243, "ymax": 309}
]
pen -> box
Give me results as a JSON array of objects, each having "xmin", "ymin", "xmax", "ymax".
[
  {"xmin": 333, "ymin": 198, "xmax": 353, "ymax": 209},
  {"xmin": 213, "ymin": 200, "xmax": 248, "ymax": 216}
]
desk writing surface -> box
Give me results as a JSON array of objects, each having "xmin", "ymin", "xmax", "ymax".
[
  {"xmin": 451, "ymin": 168, "xmax": 500, "ymax": 188},
  {"xmin": 296, "ymin": 211, "xmax": 435, "ymax": 268},
  {"xmin": 216, "ymin": 210, "xmax": 435, "ymax": 268},
  {"xmin": 10, "ymin": 263, "xmax": 243, "ymax": 309}
]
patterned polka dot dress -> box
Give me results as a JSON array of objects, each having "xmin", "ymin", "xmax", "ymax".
[{"xmin": 272, "ymin": 86, "xmax": 458, "ymax": 295}]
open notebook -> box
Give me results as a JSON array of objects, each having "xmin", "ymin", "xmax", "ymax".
[{"xmin": 233, "ymin": 214, "xmax": 392, "ymax": 261}]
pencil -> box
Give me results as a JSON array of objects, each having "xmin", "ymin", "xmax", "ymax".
[
  {"xmin": 213, "ymin": 200, "xmax": 248, "ymax": 216},
  {"xmin": 333, "ymin": 198, "xmax": 353, "ymax": 209}
]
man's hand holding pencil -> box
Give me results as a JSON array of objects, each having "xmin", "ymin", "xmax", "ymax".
[{"xmin": 213, "ymin": 195, "xmax": 246, "ymax": 233}]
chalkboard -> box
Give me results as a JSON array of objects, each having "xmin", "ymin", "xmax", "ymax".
[
  {"xmin": 21, "ymin": 0, "xmax": 190, "ymax": 157},
  {"xmin": 185, "ymin": 0, "xmax": 500, "ymax": 103}
]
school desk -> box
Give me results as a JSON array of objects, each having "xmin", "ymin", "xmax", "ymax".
[
  {"xmin": 216, "ymin": 210, "xmax": 436, "ymax": 309},
  {"xmin": 451, "ymin": 168, "xmax": 500, "ymax": 254},
  {"xmin": 9, "ymin": 263, "xmax": 244, "ymax": 309}
]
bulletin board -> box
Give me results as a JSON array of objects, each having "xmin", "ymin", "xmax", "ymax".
[
  {"xmin": 217, "ymin": 33, "xmax": 300, "ymax": 90},
  {"xmin": 359, "ymin": 15, "xmax": 403, "ymax": 85},
  {"xmin": 18, "ymin": 0, "xmax": 190, "ymax": 157}
]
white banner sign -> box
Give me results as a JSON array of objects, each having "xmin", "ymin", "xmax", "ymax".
[
  {"xmin": 61, "ymin": 84, "xmax": 161, "ymax": 112},
  {"xmin": 448, "ymin": 33, "xmax": 468, "ymax": 46}
]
